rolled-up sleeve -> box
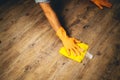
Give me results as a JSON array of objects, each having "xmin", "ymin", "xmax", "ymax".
[{"xmin": 35, "ymin": 0, "xmax": 50, "ymax": 3}]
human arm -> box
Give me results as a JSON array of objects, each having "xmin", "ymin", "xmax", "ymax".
[
  {"xmin": 39, "ymin": 3, "xmax": 83, "ymax": 56},
  {"xmin": 39, "ymin": 3, "xmax": 60, "ymax": 32}
]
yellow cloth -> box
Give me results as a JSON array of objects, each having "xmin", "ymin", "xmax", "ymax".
[{"xmin": 59, "ymin": 43, "xmax": 89, "ymax": 62}]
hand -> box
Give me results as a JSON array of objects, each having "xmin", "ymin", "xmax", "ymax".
[
  {"xmin": 62, "ymin": 37, "xmax": 83, "ymax": 56},
  {"xmin": 91, "ymin": 0, "xmax": 112, "ymax": 9},
  {"xmin": 56, "ymin": 27, "xmax": 83, "ymax": 56}
]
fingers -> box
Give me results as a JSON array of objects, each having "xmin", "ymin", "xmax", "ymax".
[
  {"xmin": 91, "ymin": 0, "xmax": 112, "ymax": 9},
  {"xmin": 99, "ymin": 0, "xmax": 112, "ymax": 8},
  {"xmin": 64, "ymin": 37, "xmax": 84, "ymax": 56},
  {"xmin": 96, "ymin": 3, "xmax": 103, "ymax": 9},
  {"xmin": 107, "ymin": 3, "xmax": 112, "ymax": 8},
  {"xmin": 66, "ymin": 48, "xmax": 78, "ymax": 56},
  {"xmin": 66, "ymin": 49, "xmax": 71, "ymax": 56},
  {"xmin": 70, "ymin": 39, "xmax": 83, "ymax": 56},
  {"xmin": 70, "ymin": 49, "xmax": 77, "ymax": 56},
  {"xmin": 75, "ymin": 45, "xmax": 84, "ymax": 55},
  {"xmin": 71, "ymin": 44, "xmax": 84, "ymax": 56},
  {"xmin": 101, "ymin": 2, "xmax": 112, "ymax": 8},
  {"xmin": 71, "ymin": 38, "xmax": 81, "ymax": 44},
  {"xmin": 74, "ymin": 39, "xmax": 81, "ymax": 43},
  {"xmin": 72, "ymin": 47, "xmax": 79, "ymax": 56},
  {"xmin": 66, "ymin": 47, "xmax": 81, "ymax": 56},
  {"xmin": 91, "ymin": 0, "xmax": 103, "ymax": 9}
]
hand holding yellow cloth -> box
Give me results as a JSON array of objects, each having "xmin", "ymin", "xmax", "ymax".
[
  {"xmin": 59, "ymin": 43, "xmax": 89, "ymax": 62},
  {"xmin": 56, "ymin": 27, "xmax": 83, "ymax": 56}
]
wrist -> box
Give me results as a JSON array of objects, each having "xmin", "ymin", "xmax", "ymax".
[{"xmin": 56, "ymin": 27, "xmax": 69, "ymax": 41}]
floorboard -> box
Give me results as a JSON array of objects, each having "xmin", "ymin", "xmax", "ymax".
[{"xmin": 0, "ymin": 0, "xmax": 120, "ymax": 80}]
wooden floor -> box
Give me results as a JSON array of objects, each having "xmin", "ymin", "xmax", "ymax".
[{"xmin": 0, "ymin": 0, "xmax": 120, "ymax": 80}]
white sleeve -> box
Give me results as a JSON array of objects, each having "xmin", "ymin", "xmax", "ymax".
[{"xmin": 35, "ymin": 0, "xmax": 50, "ymax": 3}]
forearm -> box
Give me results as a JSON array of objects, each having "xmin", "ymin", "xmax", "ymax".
[
  {"xmin": 39, "ymin": 3, "xmax": 61, "ymax": 32},
  {"xmin": 39, "ymin": 2, "xmax": 82, "ymax": 56}
]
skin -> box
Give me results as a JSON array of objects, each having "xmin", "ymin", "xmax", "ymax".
[
  {"xmin": 39, "ymin": 0, "xmax": 112, "ymax": 31},
  {"xmin": 39, "ymin": 3, "xmax": 60, "ymax": 32},
  {"xmin": 39, "ymin": 0, "xmax": 112, "ymax": 55},
  {"xmin": 91, "ymin": 0, "xmax": 112, "ymax": 9},
  {"xmin": 39, "ymin": 3, "xmax": 82, "ymax": 56}
]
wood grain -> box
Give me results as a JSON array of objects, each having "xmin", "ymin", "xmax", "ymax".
[{"xmin": 0, "ymin": 0, "xmax": 120, "ymax": 80}]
